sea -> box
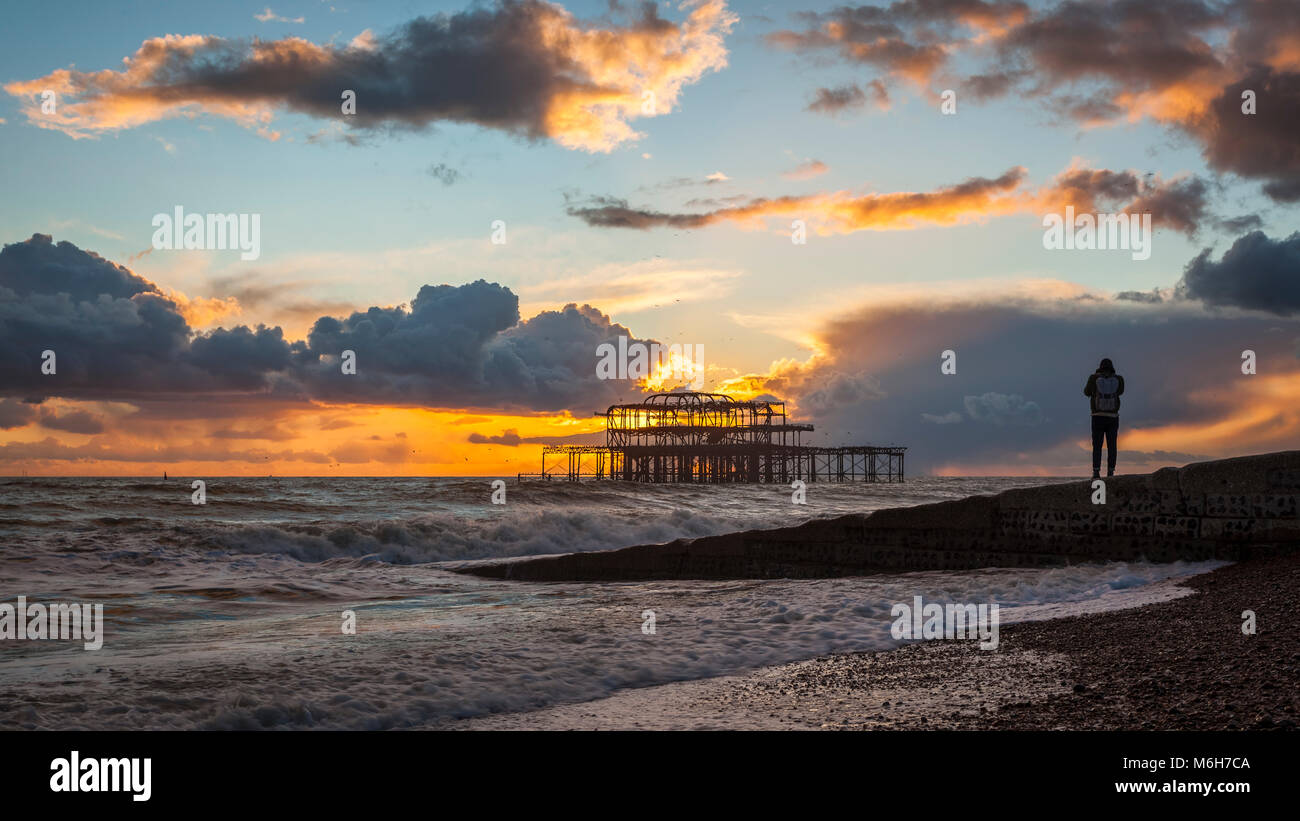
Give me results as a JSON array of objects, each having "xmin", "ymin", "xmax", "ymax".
[{"xmin": 0, "ymin": 476, "xmax": 1224, "ymax": 729}]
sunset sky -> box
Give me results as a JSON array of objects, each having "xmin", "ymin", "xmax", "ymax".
[{"xmin": 1, "ymin": 0, "xmax": 1298, "ymax": 476}]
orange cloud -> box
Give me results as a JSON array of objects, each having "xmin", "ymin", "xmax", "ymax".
[
  {"xmin": 4, "ymin": 34, "xmax": 279, "ymax": 139},
  {"xmin": 568, "ymin": 166, "xmax": 1031, "ymax": 232},
  {"xmin": 569, "ymin": 162, "xmax": 1211, "ymax": 235},
  {"xmin": 3, "ymin": 1, "xmax": 736, "ymax": 152},
  {"xmin": 163, "ymin": 289, "xmax": 242, "ymax": 328},
  {"xmin": 535, "ymin": 0, "xmax": 737, "ymax": 150},
  {"xmin": 1122, "ymin": 373, "xmax": 1300, "ymax": 457}
]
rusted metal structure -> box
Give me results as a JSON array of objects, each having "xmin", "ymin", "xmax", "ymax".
[{"xmin": 518, "ymin": 391, "xmax": 904, "ymax": 483}]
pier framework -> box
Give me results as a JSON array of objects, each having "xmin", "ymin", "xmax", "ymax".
[{"xmin": 518, "ymin": 392, "xmax": 904, "ymax": 483}]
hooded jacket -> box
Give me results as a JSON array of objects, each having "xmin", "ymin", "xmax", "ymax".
[{"xmin": 1084, "ymin": 369, "xmax": 1124, "ymax": 416}]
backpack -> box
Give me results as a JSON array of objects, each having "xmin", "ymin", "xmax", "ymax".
[{"xmin": 1095, "ymin": 374, "xmax": 1120, "ymax": 412}]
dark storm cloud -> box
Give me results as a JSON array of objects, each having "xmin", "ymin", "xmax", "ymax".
[
  {"xmin": 187, "ymin": 325, "xmax": 295, "ymax": 389},
  {"xmin": 286, "ymin": 284, "xmax": 665, "ymax": 412},
  {"xmin": 0, "ymin": 234, "xmax": 290, "ymax": 398},
  {"xmin": 479, "ymin": 303, "xmax": 664, "ymax": 412},
  {"xmin": 0, "ymin": 234, "xmax": 664, "ymax": 415},
  {"xmin": 0, "ymin": 231, "xmax": 156, "ymax": 300},
  {"xmin": 293, "ymin": 280, "xmax": 520, "ymax": 400},
  {"xmin": 1178, "ymin": 231, "xmax": 1300, "ymax": 316},
  {"xmin": 1193, "ymin": 65, "xmax": 1300, "ymax": 203},
  {"xmin": 778, "ymin": 297, "xmax": 1300, "ymax": 473}
]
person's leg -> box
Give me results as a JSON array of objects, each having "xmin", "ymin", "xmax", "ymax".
[
  {"xmin": 1091, "ymin": 416, "xmax": 1104, "ymax": 477},
  {"xmin": 1105, "ymin": 417, "xmax": 1119, "ymax": 476}
]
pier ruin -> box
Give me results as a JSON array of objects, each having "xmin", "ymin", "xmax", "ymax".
[{"xmin": 518, "ymin": 391, "xmax": 905, "ymax": 483}]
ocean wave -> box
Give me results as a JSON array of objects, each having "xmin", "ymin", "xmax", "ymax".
[{"xmin": 186, "ymin": 505, "xmax": 792, "ymax": 564}]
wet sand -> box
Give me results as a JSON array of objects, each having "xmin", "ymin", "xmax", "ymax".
[{"xmin": 456, "ymin": 552, "xmax": 1299, "ymax": 730}]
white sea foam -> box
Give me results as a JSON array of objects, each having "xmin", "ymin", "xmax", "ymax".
[
  {"xmin": 0, "ymin": 477, "xmax": 1219, "ymax": 729},
  {"xmin": 0, "ymin": 556, "xmax": 1223, "ymax": 730}
]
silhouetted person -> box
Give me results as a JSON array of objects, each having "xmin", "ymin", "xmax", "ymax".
[{"xmin": 1084, "ymin": 358, "xmax": 1124, "ymax": 479}]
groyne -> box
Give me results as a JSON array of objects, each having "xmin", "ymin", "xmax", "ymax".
[{"xmin": 460, "ymin": 451, "xmax": 1300, "ymax": 581}]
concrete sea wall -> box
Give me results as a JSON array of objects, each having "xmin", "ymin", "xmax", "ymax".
[{"xmin": 461, "ymin": 451, "xmax": 1300, "ymax": 582}]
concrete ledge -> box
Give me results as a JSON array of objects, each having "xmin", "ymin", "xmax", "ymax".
[{"xmin": 458, "ymin": 451, "xmax": 1300, "ymax": 582}]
